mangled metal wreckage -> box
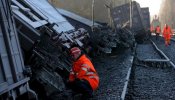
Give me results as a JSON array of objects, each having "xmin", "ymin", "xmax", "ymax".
[
  {"xmin": 10, "ymin": 0, "xmax": 135, "ymax": 98},
  {"xmin": 58, "ymin": 8, "xmax": 135, "ymax": 54},
  {"xmin": 111, "ymin": 1, "xmax": 150, "ymax": 43},
  {"xmin": 11, "ymin": 0, "xmax": 90, "ymax": 97}
]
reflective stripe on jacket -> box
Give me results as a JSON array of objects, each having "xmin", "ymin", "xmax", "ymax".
[{"xmin": 69, "ymin": 54, "xmax": 99, "ymax": 90}]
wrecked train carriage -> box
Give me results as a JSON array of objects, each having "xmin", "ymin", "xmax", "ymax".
[
  {"xmin": 58, "ymin": 9, "xmax": 135, "ymax": 54},
  {"xmin": 111, "ymin": 1, "xmax": 149, "ymax": 43},
  {"xmin": 11, "ymin": 0, "xmax": 90, "ymax": 97},
  {"xmin": 141, "ymin": 7, "xmax": 151, "ymax": 31},
  {"xmin": 58, "ymin": 8, "xmax": 135, "ymax": 53},
  {"xmin": 0, "ymin": 0, "xmax": 36, "ymax": 99}
]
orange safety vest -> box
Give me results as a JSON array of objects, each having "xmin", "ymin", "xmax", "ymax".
[
  {"xmin": 163, "ymin": 26, "xmax": 172, "ymax": 39},
  {"xmin": 150, "ymin": 26, "xmax": 154, "ymax": 32},
  {"xmin": 156, "ymin": 26, "xmax": 161, "ymax": 33},
  {"xmin": 69, "ymin": 54, "xmax": 99, "ymax": 90}
]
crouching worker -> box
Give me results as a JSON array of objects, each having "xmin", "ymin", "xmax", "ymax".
[{"xmin": 67, "ymin": 47, "xmax": 99, "ymax": 99}]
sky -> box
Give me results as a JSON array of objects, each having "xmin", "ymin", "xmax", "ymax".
[{"xmin": 134, "ymin": 0, "xmax": 162, "ymax": 16}]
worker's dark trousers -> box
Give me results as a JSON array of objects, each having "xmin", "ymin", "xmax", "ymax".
[
  {"xmin": 67, "ymin": 79, "xmax": 93, "ymax": 98},
  {"xmin": 156, "ymin": 33, "xmax": 159, "ymax": 40}
]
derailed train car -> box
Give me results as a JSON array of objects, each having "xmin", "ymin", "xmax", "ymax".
[
  {"xmin": 58, "ymin": 8, "xmax": 117, "ymax": 54},
  {"xmin": 141, "ymin": 7, "xmax": 150, "ymax": 31},
  {"xmin": 111, "ymin": 1, "xmax": 150, "ymax": 43},
  {"xmin": 11, "ymin": 0, "xmax": 91, "ymax": 98},
  {"xmin": 58, "ymin": 8, "xmax": 135, "ymax": 54},
  {"xmin": 0, "ymin": 0, "xmax": 36, "ymax": 99}
]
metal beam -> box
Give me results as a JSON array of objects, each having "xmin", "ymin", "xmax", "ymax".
[
  {"xmin": 0, "ymin": 78, "xmax": 30, "ymax": 95},
  {"xmin": 121, "ymin": 56, "xmax": 134, "ymax": 100},
  {"xmin": 142, "ymin": 59, "xmax": 169, "ymax": 62}
]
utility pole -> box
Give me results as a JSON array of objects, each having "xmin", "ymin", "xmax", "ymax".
[
  {"xmin": 112, "ymin": 0, "xmax": 115, "ymax": 7},
  {"xmin": 108, "ymin": 2, "xmax": 113, "ymax": 27},
  {"xmin": 130, "ymin": 0, "xmax": 132, "ymax": 28},
  {"xmin": 92, "ymin": 0, "xmax": 95, "ymax": 30},
  {"xmin": 104, "ymin": 0, "xmax": 113, "ymax": 27}
]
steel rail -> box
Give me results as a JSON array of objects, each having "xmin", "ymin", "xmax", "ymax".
[
  {"xmin": 151, "ymin": 40, "xmax": 175, "ymax": 69},
  {"xmin": 121, "ymin": 39, "xmax": 175, "ymax": 100},
  {"xmin": 120, "ymin": 43, "xmax": 136, "ymax": 100}
]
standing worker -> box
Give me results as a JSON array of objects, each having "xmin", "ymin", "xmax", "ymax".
[
  {"xmin": 150, "ymin": 25, "xmax": 155, "ymax": 33},
  {"xmin": 155, "ymin": 25, "xmax": 161, "ymax": 40},
  {"xmin": 67, "ymin": 47, "xmax": 99, "ymax": 99},
  {"xmin": 163, "ymin": 24, "xmax": 172, "ymax": 46}
]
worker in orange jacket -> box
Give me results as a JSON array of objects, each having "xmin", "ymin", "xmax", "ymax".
[
  {"xmin": 163, "ymin": 24, "xmax": 172, "ymax": 46},
  {"xmin": 67, "ymin": 47, "xmax": 99, "ymax": 99},
  {"xmin": 150, "ymin": 25, "xmax": 155, "ymax": 33},
  {"xmin": 155, "ymin": 25, "xmax": 161, "ymax": 40}
]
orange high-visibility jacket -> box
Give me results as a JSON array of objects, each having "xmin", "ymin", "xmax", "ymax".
[
  {"xmin": 150, "ymin": 26, "xmax": 154, "ymax": 32},
  {"xmin": 69, "ymin": 54, "xmax": 99, "ymax": 90},
  {"xmin": 156, "ymin": 26, "xmax": 161, "ymax": 33},
  {"xmin": 163, "ymin": 26, "xmax": 172, "ymax": 39}
]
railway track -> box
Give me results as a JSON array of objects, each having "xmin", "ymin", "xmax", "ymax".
[
  {"xmin": 124, "ymin": 37, "xmax": 175, "ymax": 100},
  {"xmin": 152, "ymin": 36, "xmax": 175, "ymax": 66},
  {"xmin": 93, "ymin": 49, "xmax": 134, "ymax": 100}
]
